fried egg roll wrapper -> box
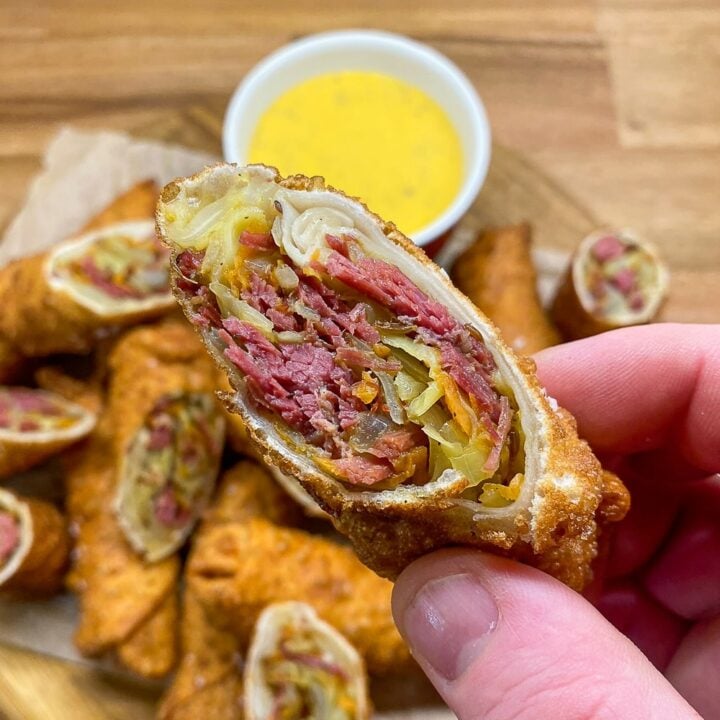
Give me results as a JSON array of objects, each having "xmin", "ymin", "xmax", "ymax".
[
  {"xmin": 188, "ymin": 518, "xmax": 410, "ymax": 675},
  {"xmin": 158, "ymin": 165, "xmax": 629, "ymax": 591},
  {"xmin": 245, "ymin": 602, "xmax": 370, "ymax": 720},
  {"xmin": 451, "ymin": 223, "xmax": 560, "ymax": 354},
  {"xmin": 72, "ymin": 512, "xmax": 179, "ymax": 658},
  {"xmin": 160, "ymin": 461, "xmax": 296, "ymax": 720},
  {"xmin": 0, "ymin": 387, "xmax": 96, "ymax": 479},
  {"xmin": 0, "ymin": 337, "xmax": 24, "ymax": 385},
  {"xmin": 116, "ymin": 591, "xmax": 178, "ymax": 679},
  {"xmin": 0, "ymin": 182, "xmax": 174, "ymax": 357},
  {"xmin": 0, "ymin": 489, "xmax": 70, "ymax": 597},
  {"xmin": 107, "ymin": 321, "xmax": 225, "ymax": 562},
  {"xmin": 80, "ymin": 179, "xmax": 158, "ymax": 233},
  {"xmin": 551, "ymin": 228, "xmax": 669, "ymax": 340},
  {"xmin": 34, "ymin": 365, "xmax": 104, "ymax": 415}
]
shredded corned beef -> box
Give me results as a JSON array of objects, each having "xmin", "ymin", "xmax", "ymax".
[
  {"xmin": 175, "ymin": 237, "xmax": 515, "ymax": 489},
  {"xmin": 333, "ymin": 455, "xmax": 392, "ymax": 485},
  {"xmin": 154, "ymin": 487, "xmax": 192, "ymax": 529},
  {"xmin": 323, "ymin": 250, "xmax": 455, "ymax": 335},
  {"xmin": 239, "ymin": 231, "xmax": 274, "ymax": 249}
]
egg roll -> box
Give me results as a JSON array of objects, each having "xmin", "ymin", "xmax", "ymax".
[
  {"xmin": 0, "ymin": 488, "xmax": 70, "ymax": 596},
  {"xmin": 0, "ymin": 386, "xmax": 96, "ymax": 479},
  {"xmin": 108, "ymin": 322, "xmax": 226, "ymax": 562},
  {"xmin": 245, "ymin": 602, "xmax": 369, "ymax": 720},
  {"xmin": 159, "ymin": 460, "xmax": 299, "ymax": 720},
  {"xmin": 158, "ymin": 164, "xmax": 629, "ymax": 590},
  {"xmin": 451, "ymin": 223, "xmax": 560, "ymax": 354},
  {"xmin": 0, "ymin": 338, "xmax": 23, "ymax": 385},
  {"xmin": 71, "ymin": 510, "xmax": 179, "ymax": 677},
  {"xmin": 0, "ymin": 181, "xmax": 174, "ymax": 357},
  {"xmin": 551, "ymin": 228, "xmax": 669, "ymax": 339},
  {"xmin": 188, "ymin": 518, "xmax": 410, "ymax": 675}
]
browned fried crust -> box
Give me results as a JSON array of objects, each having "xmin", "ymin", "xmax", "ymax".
[
  {"xmin": 117, "ymin": 591, "xmax": 179, "ymax": 679},
  {"xmin": 1, "ymin": 494, "xmax": 70, "ymax": 597},
  {"xmin": 0, "ymin": 181, "xmax": 166, "ymax": 357},
  {"xmin": 34, "ymin": 366, "xmax": 104, "ymax": 415},
  {"xmin": 107, "ymin": 320, "xmax": 220, "ymax": 461},
  {"xmin": 187, "ymin": 518, "xmax": 410, "ymax": 675},
  {"xmin": 72, "ymin": 512, "xmax": 179, "ymax": 658},
  {"xmin": 451, "ymin": 223, "xmax": 560, "ymax": 354},
  {"xmin": 201, "ymin": 460, "xmax": 301, "ymax": 530},
  {"xmin": 81, "ymin": 180, "xmax": 158, "ymax": 233},
  {"xmin": 158, "ymin": 165, "xmax": 629, "ymax": 592},
  {"xmin": 0, "ymin": 336, "xmax": 24, "ymax": 384},
  {"xmin": 159, "ymin": 461, "xmax": 295, "ymax": 720}
]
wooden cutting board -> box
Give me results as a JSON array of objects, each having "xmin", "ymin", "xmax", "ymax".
[{"xmin": 0, "ymin": 111, "xmax": 717, "ymax": 720}]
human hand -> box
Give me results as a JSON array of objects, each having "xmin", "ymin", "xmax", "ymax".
[{"xmin": 392, "ymin": 324, "xmax": 720, "ymax": 719}]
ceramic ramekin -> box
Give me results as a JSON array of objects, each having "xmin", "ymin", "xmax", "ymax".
[{"xmin": 223, "ymin": 29, "xmax": 491, "ymax": 247}]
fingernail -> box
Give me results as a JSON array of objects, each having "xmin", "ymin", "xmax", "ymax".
[{"xmin": 401, "ymin": 572, "xmax": 498, "ymax": 681}]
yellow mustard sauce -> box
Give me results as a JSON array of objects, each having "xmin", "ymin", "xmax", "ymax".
[{"xmin": 247, "ymin": 71, "xmax": 463, "ymax": 235}]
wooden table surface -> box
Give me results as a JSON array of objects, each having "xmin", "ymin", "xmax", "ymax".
[{"xmin": 0, "ymin": 1, "xmax": 719, "ymax": 718}]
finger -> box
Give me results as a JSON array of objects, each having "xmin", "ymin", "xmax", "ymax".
[
  {"xmin": 534, "ymin": 323, "xmax": 720, "ymax": 472},
  {"xmin": 606, "ymin": 469, "xmax": 681, "ymax": 578},
  {"xmin": 596, "ymin": 582, "xmax": 687, "ymax": 671},
  {"xmin": 666, "ymin": 616, "xmax": 720, "ymax": 719},
  {"xmin": 644, "ymin": 510, "xmax": 720, "ymax": 619},
  {"xmin": 392, "ymin": 549, "xmax": 699, "ymax": 720}
]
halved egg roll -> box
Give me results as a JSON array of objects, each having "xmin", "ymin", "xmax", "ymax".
[
  {"xmin": 108, "ymin": 322, "xmax": 226, "ymax": 562},
  {"xmin": 451, "ymin": 223, "xmax": 560, "ymax": 354},
  {"xmin": 71, "ymin": 510, "xmax": 180, "ymax": 677},
  {"xmin": 245, "ymin": 601, "xmax": 369, "ymax": 720},
  {"xmin": 188, "ymin": 517, "xmax": 410, "ymax": 676},
  {"xmin": 0, "ymin": 488, "xmax": 70, "ymax": 596},
  {"xmin": 158, "ymin": 164, "xmax": 629, "ymax": 590},
  {"xmin": 159, "ymin": 460, "xmax": 299, "ymax": 720},
  {"xmin": 551, "ymin": 228, "xmax": 669, "ymax": 339},
  {"xmin": 0, "ymin": 386, "xmax": 96, "ymax": 479},
  {"xmin": 0, "ymin": 182, "xmax": 174, "ymax": 357}
]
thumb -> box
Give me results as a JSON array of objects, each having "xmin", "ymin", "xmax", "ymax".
[{"xmin": 392, "ymin": 549, "xmax": 699, "ymax": 720}]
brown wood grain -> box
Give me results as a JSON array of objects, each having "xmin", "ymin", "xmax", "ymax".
[{"xmin": 0, "ymin": 1, "xmax": 718, "ymax": 718}]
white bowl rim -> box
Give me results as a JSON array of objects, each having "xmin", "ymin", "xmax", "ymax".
[{"xmin": 222, "ymin": 29, "xmax": 491, "ymax": 247}]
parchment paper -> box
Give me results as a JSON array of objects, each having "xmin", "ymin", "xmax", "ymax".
[{"xmin": 0, "ymin": 128, "xmax": 460, "ymax": 717}]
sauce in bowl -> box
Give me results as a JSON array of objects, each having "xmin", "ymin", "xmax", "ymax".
[{"xmin": 247, "ymin": 71, "xmax": 463, "ymax": 235}]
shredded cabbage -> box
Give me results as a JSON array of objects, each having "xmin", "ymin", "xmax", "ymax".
[
  {"xmin": 393, "ymin": 371, "xmax": 425, "ymax": 402},
  {"xmin": 209, "ymin": 281, "xmax": 275, "ymax": 339},
  {"xmin": 407, "ymin": 381, "xmax": 444, "ymax": 417}
]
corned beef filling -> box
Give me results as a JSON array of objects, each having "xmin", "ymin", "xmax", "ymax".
[
  {"xmin": 0, "ymin": 388, "xmax": 84, "ymax": 434},
  {"xmin": 262, "ymin": 621, "xmax": 356, "ymax": 720},
  {"xmin": 177, "ymin": 231, "xmax": 524, "ymax": 502},
  {"xmin": 117, "ymin": 392, "xmax": 224, "ymax": 559},
  {"xmin": 53, "ymin": 232, "xmax": 170, "ymax": 301},
  {"xmin": 0, "ymin": 510, "xmax": 20, "ymax": 568},
  {"xmin": 584, "ymin": 234, "xmax": 655, "ymax": 317}
]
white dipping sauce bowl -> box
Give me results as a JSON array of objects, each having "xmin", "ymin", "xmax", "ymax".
[{"xmin": 223, "ymin": 29, "xmax": 491, "ymax": 248}]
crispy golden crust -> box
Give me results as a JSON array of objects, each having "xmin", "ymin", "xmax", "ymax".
[
  {"xmin": 202, "ymin": 460, "xmax": 301, "ymax": 529},
  {"xmin": 117, "ymin": 590, "xmax": 179, "ymax": 679},
  {"xmin": 72, "ymin": 512, "xmax": 179, "ymax": 658},
  {"xmin": 81, "ymin": 180, "xmax": 158, "ymax": 233},
  {"xmin": 0, "ymin": 337, "xmax": 24, "ymax": 385},
  {"xmin": 0, "ymin": 181, "xmax": 168, "ymax": 357},
  {"xmin": 160, "ymin": 459, "xmax": 296, "ymax": 719},
  {"xmin": 550, "ymin": 230, "xmax": 669, "ymax": 340},
  {"xmin": 158, "ymin": 165, "xmax": 629, "ymax": 592},
  {"xmin": 0, "ymin": 494, "xmax": 70, "ymax": 597},
  {"xmin": 451, "ymin": 223, "xmax": 560, "ymax": 354},
  {"xmin": 34, "ymin": 366, "xmax": 104, "ymax": 415},
  {"xmin": 157, "ymin": 588, "xmax": 244, "ymax": 720},
  {"xmin": 107, "ymin": 320, "xmax": 220, "ymax": 461},
  {"xmin": 187, "ymin": 518, "xmax": 410, "ymax": 675}
]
